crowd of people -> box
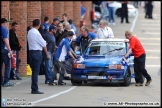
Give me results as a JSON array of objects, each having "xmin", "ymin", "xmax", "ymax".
[
  {"xmin": 1, "ymin": 12, "xmax": 115, "ymax": 93},
  {"xmin": 1, "ymin": 1, "xmax": 153, "ymax": 93}
]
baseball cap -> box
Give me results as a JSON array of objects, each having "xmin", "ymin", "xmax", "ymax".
[
  {"xmin": 67, "ymin": 31, "xmax": 74, "ymax": 37},
  {"xmin": 1, "ymin": 18, "xmax": 9, "ymax": 23},
  {"xmin": 53, "ymin": 17, "xmax": 60, "ymax": 22},
  {"xmin": 49, "ymin": 25, "xmax": 57, "ymax": 31}
]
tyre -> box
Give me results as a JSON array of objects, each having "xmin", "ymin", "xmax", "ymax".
[
  {"xmin": 71, "ymin": 79, "xmax": 82, "ymax": 86},
  {"xmin": 120, "ymin": 67, "xmax": 131, "ymax": 86}
]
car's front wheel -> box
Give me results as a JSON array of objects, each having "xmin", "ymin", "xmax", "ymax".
[
  {"xmin": 71, "ymin": 79, "xmax": 82, "ymax": 86},
  {"xmin": 120, "ymin": 67, "xmax": 131, "ymax": 86}
]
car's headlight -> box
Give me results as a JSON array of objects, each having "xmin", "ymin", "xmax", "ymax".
[
  {"xmin": 73, "ymin": 64, "xmax": 85, "ymax": 69},
  {"xmin": 109, "ymin": 64, "xmax": 122, "ymax": 69}
]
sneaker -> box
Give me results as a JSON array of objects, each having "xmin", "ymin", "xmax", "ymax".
[
  {"xmin": 113, "ymin": 23, "xmax": 115, "ymax": 25},
  {"xmin": 145, "ymin": 79, "xmax": 152, "ymax": 86},
  {"xmin": 48, "ymin": 82, "xmax": 57, "ymax": 86},
  {"xmin": 58, "ymin": 82, "xmax": 66, "ymax": 85},
  {"xmin": 2, "ymin": 82, "xmax": 14, "ymax": 87},
  {"xmin": 135, "ymin": 83, "xmax": 143, "ymax": 86},
  {"xmin": 45, "ymin": 82, "xmax": 49, "ymax": 84},
  {"xmin": 11, "ymin": 78, "xmax": 17, "ymax": 80},
  {"xmin": 16, "ymin": 77, "xmax": 22, "ymax": 80},
  {"xmin": 64, "ymin": 76, "xmax": 71, "ymax": 80}
]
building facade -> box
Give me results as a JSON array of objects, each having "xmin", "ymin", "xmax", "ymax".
[{"xmin": 1, "ymin": 1, "xmax": 92, "ymax": 76}]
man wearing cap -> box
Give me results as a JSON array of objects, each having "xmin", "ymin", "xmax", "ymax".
[
  {"xmin": 43, "ymin": 25, "xmax": 57, "ymax": 84},
  {"xmin": 51, "ymin": 17, "xmax": 60, "ymax": 29},
  {"xmin": 51, "ymin": 17, "xmax": 60, "ymax": 38},
  {"xmin": 49, "ymin": 31, "xmax": 77, "ymax": 85},
  {"xmin": 1, "ymin": 18, "xmax": 14, "ymax": 87}
]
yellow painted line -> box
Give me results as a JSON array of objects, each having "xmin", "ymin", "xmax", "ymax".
[{"xmin": 121, "ymin": 94, "xmax": 133, "ymax": 102}]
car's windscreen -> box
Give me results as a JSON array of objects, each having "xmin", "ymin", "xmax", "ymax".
[{"xmin": 84, "ymin": 41, "xmax": 126, "ymax": 56}]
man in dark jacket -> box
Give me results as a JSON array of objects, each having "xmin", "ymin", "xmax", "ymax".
[
  {"xmin": 9, "ymin": 22, "xmax": 22, "ymax": 80},
  {"xmin": 79, "ymin": 27, "xmax": 92, "ymax": 53}
]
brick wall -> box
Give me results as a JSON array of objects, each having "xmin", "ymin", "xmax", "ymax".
[
  {"xmin": 53, "ymin": 1, "xmax": 64, "ymax": 20},
  {"xmin": 1, "ymin": 1, "xmax": 92, "ymax": 76},
  {"xmin": 73, "ymin": 1, "xmax": 81, "ymax": 35},
  {"xmin": 27, "ymin": 1, "xmax": 41, "ymax": 27},
  {"xmin": 64, "ymin": 1, "xmax": 73, "ymax": 20},
  {"xmin": 1, "ymin": 1, "xmax": 9, "ymax": 30},
  {"xmin": 41, "ymin": 1, "xmax": 53, "ymax": 24},
  {"xmin": 82, "ymin": 1, "xmax": 93, "ymax": 29},
  {"xmin": 9, "ymin": 1, "xmax": 27, "ymax": 76},
  {"xmin": 1, "ymin": 1, "xmax": 9, "ymax": 20}
]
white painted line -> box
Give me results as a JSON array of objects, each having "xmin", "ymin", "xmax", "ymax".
[
  {"xmin": 28, "ymin": 86, "xmax": 77, "ymax": 106},
  {"xmin": 146, "ymin": 65, "xmax": 160, "ymax": 67},
  {"xmin": 130, "ymin": 8, "xmax": 138, "ymax": 32}
]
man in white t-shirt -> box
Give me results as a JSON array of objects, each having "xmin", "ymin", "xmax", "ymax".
[{"xmin": 96, "ymin": 20, "xmax": 114, "ymax": 39}]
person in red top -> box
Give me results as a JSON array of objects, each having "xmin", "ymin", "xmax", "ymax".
[{"xmin": 123, "ymin": 30, "xmax": 152, "ymax": 86}]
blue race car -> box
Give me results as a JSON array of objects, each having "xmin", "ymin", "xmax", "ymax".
[{"xmin": 71, "ymin": 38, "xmax": 135, "ymax": 86}]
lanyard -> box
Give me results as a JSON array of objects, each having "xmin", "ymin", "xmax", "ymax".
[{"xmin": 101, "ymin": 27, "xmax": 109, "ymax": 39}]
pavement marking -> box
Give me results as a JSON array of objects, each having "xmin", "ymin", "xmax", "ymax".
[
  {"xmin": 142, "ymin": 43, "xmax": 160, "ymax": 45},
  {"xmin": 141, "ymin": 24, "xmax": 160, "ymax": 26},
  {"xmin": 141, "ymin": 28, "xmax": 160, "ymax": 30},
  {"xmin": 146, "ymin": 50, "xmax": 160, "ymax": 52},
  {"xmin": 2, "ymin": 77, "xmax": 31, "ymax": 89},
  {"xmin": 29, "ymin": 86, "xmax": 77, "ymax": 106},
  {"xmin": 142, "ymin": 32, "xmax": 160, "ymax": 34},
  {"xmin": 146, "ymin": 65, "xmax": 160, "ymax": 67},
  {"xmin": 146, "ymin": 57, "xmax": 160, "ymax": 59},
  {"xmin": 130, "ymin": 8, "xmax": 138, "ymax": 32},
  {"xmin": 137, "ymin": 38, "xmax": 160, "ymax": 40}
]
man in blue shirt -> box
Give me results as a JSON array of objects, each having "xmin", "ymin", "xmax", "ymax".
[
  {"xmin": 75, "ymin": 26, "xmax": 97, "ymax": 42},
  {"xmin": 81, "ymin": 4, "xmax": 86, "ymax": 20},
  {"xmin": 1, "ymin": 18, "xmax": 14, "ymax": 87},
  {"xmin": 43, "ymin": 16, "xmax": 50, "ymax": 36},
  {"xmin": 49, "ymin": 31, "xmax": 77, "ymax": 85}
]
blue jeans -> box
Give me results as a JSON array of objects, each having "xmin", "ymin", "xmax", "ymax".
[
  {"xmin": 43, "ymin": 51, "xmax": 53, "ymax": 83},
  {"xmin": 29, "ymin": 50, "xmax": 42, "ymax": 91},
  {"xmin": 1, "ymin": 49, "xmax": 11, "ymax": 85},
  {"xmin": 49, "ymin": 60, "xmax": 65, "ymax": 84},
  {"xmin": 108, "ymin": 7, "xmax": 115, "ymax": 23}
]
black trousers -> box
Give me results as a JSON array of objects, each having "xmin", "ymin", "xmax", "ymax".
[
  {"xmin": 121, "ymin": 4, "xmax": 129, "ymax": 23},
  {"xmin": 147, "ymin": 3, "xmax": 153, "ymax": 18},
  {"xmin": 134, "ymin": 54, "xmax": 151, "ymax": 84}
]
